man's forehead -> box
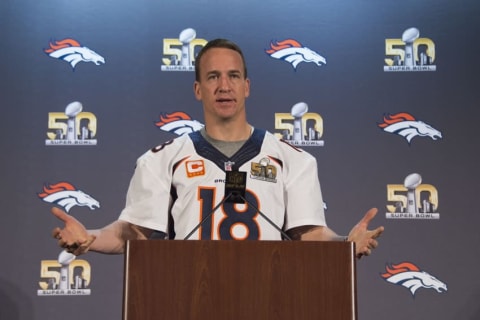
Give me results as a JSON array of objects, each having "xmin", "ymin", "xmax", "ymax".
[{"xmin": 201, "ymin": 48, "xmax": 244, "ymax": 70}]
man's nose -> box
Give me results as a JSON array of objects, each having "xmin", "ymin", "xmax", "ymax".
[{"xmin": 218, "ymin": 76, "xmax": 231, "ymax": 92}]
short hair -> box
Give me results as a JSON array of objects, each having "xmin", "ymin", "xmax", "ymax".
[{"xmin": 194, "ymin": 38, "xmax": 248, "ymax": 81}]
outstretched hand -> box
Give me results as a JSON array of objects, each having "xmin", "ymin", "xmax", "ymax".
[
  {"xmin": 51, "ymin": 207, "xmax": 96, "ymax": 256},
  {"xmin": 347, "ymin": 208, "xmax": 384, "ymax": 259}
]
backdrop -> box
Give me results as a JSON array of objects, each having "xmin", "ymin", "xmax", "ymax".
[{"xmin": 1, "ymin": 0, "xmax": 479, "ymax": 319}]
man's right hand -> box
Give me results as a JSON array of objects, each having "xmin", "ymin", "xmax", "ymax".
[{"xmin": 51, "ymin": 207, "xmax": 96, "ymax": 256}]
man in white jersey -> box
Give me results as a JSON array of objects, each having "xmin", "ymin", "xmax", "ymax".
[{"xmin": 51, "ymin": 39, "xmax": 383, "ymax": 258}]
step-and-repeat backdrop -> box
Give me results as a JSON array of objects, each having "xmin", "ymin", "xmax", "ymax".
[{"xmin": 1, "ymin": 0, "xmax": 479, "ymax": 319}]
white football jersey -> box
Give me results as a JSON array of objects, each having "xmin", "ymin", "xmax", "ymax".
[{"xmin": 119, "ymin": 129, "xmax": 326, "ymax": 240}]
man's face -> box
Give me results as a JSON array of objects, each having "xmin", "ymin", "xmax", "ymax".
[{"xmin": 194, "ymin": 48, "xmax": 250, "ymax": 121}]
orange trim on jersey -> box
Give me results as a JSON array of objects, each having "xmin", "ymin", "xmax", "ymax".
[
  {"xmin": 279, "ymin": 139, "xmax": 303, "ymax": 152},
  {"xmin": 267, "ymin": 156, "xmax": 283, "ymax": 170},
  {"xmin": 172, "ymin": 156, "xmax": 190, "ymax": 175}
]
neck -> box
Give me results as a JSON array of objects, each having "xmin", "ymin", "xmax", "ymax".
[{"xmin": 204, "ymin": 122, "xmax": 252, "ymax": 142}]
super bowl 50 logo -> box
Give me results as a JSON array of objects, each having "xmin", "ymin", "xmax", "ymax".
[
  {"xmin": 274, "ymin": 102, "xmax": 324, "ymax": 146},
  {"xmin": 251, "ymin": 158, "xmax": 277, "ymax": 183},
  {"xmin": 38, "ymin": 251, "xmax": 91, "ymax": 296},
  {"xmin": 386, "ymin": 173, "xmax": 440, "ymax": 219},
  {"xmin": 161, "ymin": 28, "xmax": 207, "ymax": 71},
  {"xmin": 384, "ymin": 27, "xmax": 436, "ymax": 72},
  {"xmin": 45, "ymin": 101, "xmax": 97, "ymax": 146}
]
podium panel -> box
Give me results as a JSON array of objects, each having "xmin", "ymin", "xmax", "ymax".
[{"xmin": 123, "ymin": 240, "xmax": 357, "ymax": 320}]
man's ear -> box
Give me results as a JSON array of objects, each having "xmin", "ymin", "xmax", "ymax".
[
  {"xmin": 244, "ymin": 78, "xmax": 251, "ymax": 98},
  {"xmin": 193, "ymin": 81, "xmax": 202, "ymax": 101}
]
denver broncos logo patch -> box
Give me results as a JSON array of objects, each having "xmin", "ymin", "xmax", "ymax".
[
  {"xmin": 381, "ymin": 262, "xmax": 447, "ymax": 297},
  {"xmin": 38, "ymin": 182, "xmax": 100, "ymax": 212},
  {"xmin": 265, "ymin": 39, "xmax": 326, "ymax": 69},
  {"xmin": 154, "ymin": 111, "xmax": 204, "ymax": 136},
  {"xmin": 378, "ymin": 112, "xmax": 442, "ymax": 144},
  {"xmin": 44, "ymin": 38, "xmax": 105, "ymax": 70}
]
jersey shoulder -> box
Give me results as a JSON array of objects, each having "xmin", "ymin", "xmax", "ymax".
[
  {"xmin": 138, "ymin": 134, "xmax": 195, "ymax": 166},
  {"xmin": 263, "ymin": 131, "xmax": 316, "ymax": 160}
]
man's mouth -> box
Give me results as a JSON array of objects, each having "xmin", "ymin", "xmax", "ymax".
[{"xmin": 216, "ymin": 98, "xmax": 235, "ymax": 103}]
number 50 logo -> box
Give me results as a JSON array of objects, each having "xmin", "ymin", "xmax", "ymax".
[
  {"xmin": 274, "ymin": 112, "xmax": 324, "ymax": 146},
  {"xmin": 38, "ymin": 259, "xmax": 91, "ymax": 296},
  {"xmin": 386, "ymin": 184, "xmax": 440, "ymax": 219}
]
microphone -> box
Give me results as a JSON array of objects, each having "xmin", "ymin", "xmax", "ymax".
[{"xmin": 224, "ymin": 170, "xmax": 247, "ymax": 203}]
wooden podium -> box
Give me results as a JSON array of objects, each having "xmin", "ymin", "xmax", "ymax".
[{"xmin": 123, "ymin": 240, "xmax": 357, "ymax": 320}]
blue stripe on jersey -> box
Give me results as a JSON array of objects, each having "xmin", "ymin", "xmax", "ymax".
[{"xmin": 189, "ymin": 129, "xmax": 267, "ymax": 171}]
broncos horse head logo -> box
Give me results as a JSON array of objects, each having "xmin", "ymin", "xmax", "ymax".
[
  {"xmin": 38, "ymin": 182, "xmax": 100, "ymax": 212},
  {"xmin": 154, "ymin": 111, "xmax": 204, "ymax": 136},
  {"xmin": 266, "ymin": 39, "xmax": 326, "ymax": 70},
  {"xmin": 44, "ymin": 38, "xmax": 105, "ymax": 70},
  {"xmin": 378, "ymin": 112, "xmax": 442, "ymax": 144},
  {"xmin": 381, "ymin": 262, "xmax": 447, "ymax": 297}
]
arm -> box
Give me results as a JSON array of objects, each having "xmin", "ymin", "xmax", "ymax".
[
  {"xmin": 288, "ymin": 208, "xmax": 384, "ymax": 259},
  {"xmin": 287, "ymin": 225, "xmax": 346, "ymax": 241},
  {"xmin": 51, "ymin": 207, "xmax": 153, "ymax": 256}
]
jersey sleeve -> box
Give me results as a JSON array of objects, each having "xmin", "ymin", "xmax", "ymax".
[
  {"xmin": 118, "ymin": 151, "xmax": 171, "ymax": 233},
  {"xmin": 283, "ymin": 146, "xmax": 326, "ymax": 231}
]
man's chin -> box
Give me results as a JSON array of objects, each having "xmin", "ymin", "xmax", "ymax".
[{"xmin": 215, "ymin": 104, "xmax": 238, "ymax": 114}]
